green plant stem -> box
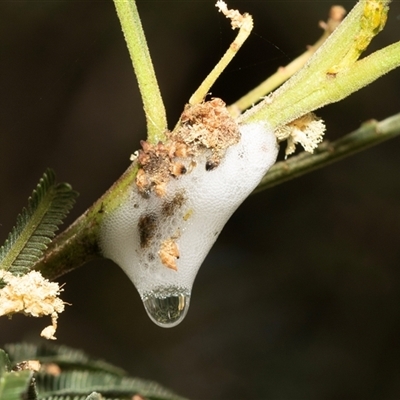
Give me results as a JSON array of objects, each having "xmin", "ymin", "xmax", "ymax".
[
  {"xmin": 254, "ymin": 113, "xmax": 400, "ymax": 193},
  {"xmin": 229, "ymin": 5, "xmax": 346, "ymax": 117},
  {"xmin": 241, "ymin": 41, "xmax": 400, "ymax": 129},
  {"xmin": 239, "ymin": 0, "xmax": 393, "ymax": 128},
  {"xmin": 113, "ymin": 0, "xmax": 167, "ymax": 143},
  {"xmin": 33, "ymin": 113, "xmax": 400, "ymax": 279},
  {"xmin": 34, "ymin": 163, "xmax": 139, "ymax": 280},
  {"xmin": 189, "ymin": 7, "xmax": 253, "ymax": 105}
]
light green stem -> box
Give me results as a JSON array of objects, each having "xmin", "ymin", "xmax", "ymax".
[
  {"xmin": 189, "ymin": 10, "xmax": 253, "ymax": 105},
  {"xmin": 239, "ymin": 0, "xmax": 393, "ymax": 128},
  {"xmin": 228, "ymin": 4, "xmax": 344, "ymax": 117},
  {"xmin": 34, "ymin": 163, "xmax": 139, "ymax": 279},
  {"xmin": 255, "ymin": 113, "xmax": 400, "ymax": 192},
  {"xmin": 113, "ymin": 0, "xmax": 167, "ymax": 143}
]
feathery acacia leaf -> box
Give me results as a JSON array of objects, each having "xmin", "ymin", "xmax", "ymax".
[
  {"xmin": 0, "ymin": 169, "xmax": 78, "ymax": 276},
  {"xmin": 3, "ymin": 343, "xmax": 188, "ymax": 400},
  {"xmin": 0, "ymin": 349, "xmax": 36, "ymax": 400}
]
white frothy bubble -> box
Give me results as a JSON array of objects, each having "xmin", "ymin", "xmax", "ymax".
[{"xmin": 99, "ymin": 122, "xmax": 278, "ymax": 326}]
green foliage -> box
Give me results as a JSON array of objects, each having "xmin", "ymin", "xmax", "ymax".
[
  {"xmin": 0, "ymin": 169, "xmax": 78, "ymax": 281},
  {"xmin": 4, "ymin": 343, "xmax": 125, "ymax": 376},
  {"xmin": 1, "ymin": 343, "xmax": 188, "ymax": 400},
  {"xmin": 0, "ymin": 349, "xmax": 37, "ymax": 400},
  {"xmin": 0, "ymin": 350, "xmax": 11, "ymax": 374}
]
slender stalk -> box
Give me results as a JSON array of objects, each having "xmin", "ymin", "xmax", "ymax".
[
  {"xmin": 254, "ymin": 113, "xmax": 400, "ymax": 193},
  {"xmin": 229, "ymin": 5, "xmax": 346, "ymax": 117},
  {"xmin": 189, "ymin": 2, "xmax": 253, "ymax": 105},
  {"xmin": 113, "ymin": 0, "xmax": 167, "ymax": 143}
]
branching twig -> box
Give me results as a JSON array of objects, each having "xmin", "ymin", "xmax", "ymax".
[
  {"xmin": 229, "ymin": 5, "xmax": 346, "ymax": 117},
  {"xmin": 189, "ymin": 1, "xmax": 253, "ymax": 105},
  {"xmin": 255, "ymin": 113, "xmax": 400, "ymax": 192},
  {"xmin": 240, "ymin": 0, "xmax": 394, "ymax": 128}
]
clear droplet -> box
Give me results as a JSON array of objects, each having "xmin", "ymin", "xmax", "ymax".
[{"xmin": 142, "ymin": 286, "xmax": 190, "ymax": 328}]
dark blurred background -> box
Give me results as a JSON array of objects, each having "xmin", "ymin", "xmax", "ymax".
[{"xmin": 1, "ymin": 1, "xmax": 400, "ymax": 399}]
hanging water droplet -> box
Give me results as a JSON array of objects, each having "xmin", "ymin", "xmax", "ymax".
[{"xmin": 142, "ymin": 286, "xmax": 190, "ymax": 328}]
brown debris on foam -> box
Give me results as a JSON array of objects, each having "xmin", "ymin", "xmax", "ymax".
[
  {"xmin": 135, "ymin": 98, "xmax": 240, "ymax": 197},
  {"xmin": 159, "ymin": 238, "xmax": 180, "ymax": 271}
]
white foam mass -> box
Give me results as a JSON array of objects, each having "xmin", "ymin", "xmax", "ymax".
[{"xmin": 99, "ymin": 122, "xmax": 278, "ymax": 301}]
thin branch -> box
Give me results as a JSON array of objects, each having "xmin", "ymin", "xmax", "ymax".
[
  {"xmin": 113, "ymin": 0, "xmax": 167, "ymax": 143},
  {"xmin": 189, "ymin": 1, "xmax": 253, "ymax": 105},
  {"xmin": 254, "ymin": 113, "xmax": 400, "ymax": 193},
  {"xmin": 229, "ymin": 5, "xmax": 346, "ymax": 117}
]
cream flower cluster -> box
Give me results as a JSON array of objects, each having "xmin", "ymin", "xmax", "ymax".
[
  {"xmin": 275, "ymin": 113, "xmax": 326, "ymax": 157},
  {"xmin": 0, "ymin": 270, "xmax": 64, "ymax": 339}
]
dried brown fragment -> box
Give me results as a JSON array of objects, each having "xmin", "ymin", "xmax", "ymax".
[
  {"xmin": 159, "ymin": 239, "xmax": 180, "ymax": 271},
  {"xmin": 170, "ymin": 162, "xmax": 186, "ymax": 177},
  {"xmin": 13, "ymin": 360, "xmax": 41, "ymax": 372},
  {"xmin": 135, "ymin": 98, "xmax": 239, "ymax": 197},
  {"xmin": 174, "ymin": 98, "xmax": 240, "ymax": 166},
  {"xmin": 138, "ymin": 214, "xmax": 158, "ymax": 248},
  {"xmin": 174, "ymin": 142, "xmax": 190, "ymax": 158},
  {"xmin": 136, "ymin": 140, "xmax": 172, "ymax": 196},
  {"xmin": 154, "ymin": 181, "xmax": 167, "ymax": 197},
  {"xmin": 216, "ymin": 1, "xmax": 249, "ymax": 29},
  {"xmin": 205, "ymin": 160, "xmax": 218, "ymax": 171},
  {"xmin": 136, "ymin": 169, "xmax": 149, "ymax": 192},
  {"xmin": 162, "ymin": 192, "xmax": 186, "ymax": 217}
]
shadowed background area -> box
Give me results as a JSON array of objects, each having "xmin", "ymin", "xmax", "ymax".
[{"xmin": 1, "ymin": 1, "xmax": 400, "ymax": 399}]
